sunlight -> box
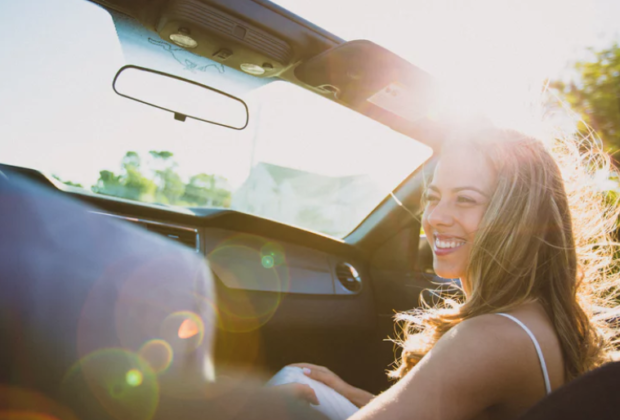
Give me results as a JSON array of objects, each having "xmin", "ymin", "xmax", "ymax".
[
  {"xmin": 3, "ymin": 0, "xmax": 618, "ymax": 237},
  {"xmin": 252, "ymin": 81, "xmax": 432, "ymax": 191},
  {"xmin": 277, "ymin": 0, "xmax": 605, "ymax": 135}
]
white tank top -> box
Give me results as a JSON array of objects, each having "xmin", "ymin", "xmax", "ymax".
[{"xmin": 496, "ymin": 313, "xmax": 552, "ymax": 395}]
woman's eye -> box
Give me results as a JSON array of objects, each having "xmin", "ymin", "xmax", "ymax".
[
  {"xmin": 457, "ymin": 196, "xmax": 476, "ymax": 204},
  {"xmin": 424, "ymin": 193, "xmax": 439, "ymax": 202}
]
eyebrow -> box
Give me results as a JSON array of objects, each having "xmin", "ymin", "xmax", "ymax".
[{"xmin": 428, "ymin": 184, "xmax": 490, "ymax": 198}]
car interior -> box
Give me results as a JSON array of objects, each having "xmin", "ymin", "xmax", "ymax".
[{"xmin": 0, "ymin": 0, "xmax": 462, "ymax": 400}]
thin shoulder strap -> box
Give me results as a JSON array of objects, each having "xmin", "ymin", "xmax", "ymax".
[{"xmin": 496, "ymin": 313, "xmax": 552, "ymax": 395}]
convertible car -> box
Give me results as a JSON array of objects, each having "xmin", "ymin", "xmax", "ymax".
[
  {"xmin": 2, "ymin": 0, "xmax": 573, "ymax": 418},
  {"xmin": 4, "ymin": 0, "xmax": 620, "ymax": 419}
]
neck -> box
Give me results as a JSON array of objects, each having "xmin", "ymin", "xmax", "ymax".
[{"xmin": 460, "ymin": 277, "xmax": 469, "ymax": 298}]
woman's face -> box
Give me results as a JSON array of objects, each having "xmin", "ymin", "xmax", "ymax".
[{"xmin": 422, "ymin": 145, "xmax": 496, "ymax": 285}]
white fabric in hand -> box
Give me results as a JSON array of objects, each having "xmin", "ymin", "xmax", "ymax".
[{"xmin": 267, "ymin": 366, "xmax": 360, "ymax": 420}]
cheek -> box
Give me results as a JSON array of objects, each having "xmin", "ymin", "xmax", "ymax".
[
  {"xmin": 421, "ymin": 212, "xmax": 430, "ymax": 233},
  {"xmin": 461, "ymin": 209, "xmax": 487, "ymax": 239},
  {"xmin": 422, "ymin": 213, "xmax": 434, "ymax": 246}
]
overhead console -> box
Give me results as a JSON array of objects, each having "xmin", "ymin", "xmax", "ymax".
[
  {"xmin": 86, "ymin": 0, "xmax": 342, "ymax": 79},
  {"xmin": 157, "ymin": 0, "xmax": 293, "ymax": 77}
]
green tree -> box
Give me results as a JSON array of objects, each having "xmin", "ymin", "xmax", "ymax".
[
  {"xmin": 550, "ymin": 42, "xmax": 620, "ymax": 154},
  {"xmin": 149, "ymin": 151, "xmax": 186, "ymax": 204},
  {"xmin": 92, "ymin": 151, "xmax": 156, "ymax": 201},
  {"xmin": 91, "ymin": 150, "xmax": 232, "ymax": 208},
  {"xmin": 52, "ymin": 174, "xmax": 83, "ymax": 188},
  {"xmin": 182, "ymin": 173, "xmax": 232, "ymax": 207}
]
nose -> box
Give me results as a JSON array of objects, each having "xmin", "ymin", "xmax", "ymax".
[{"xmin": 425, "ymin": 200, "xmax": 455, "ymax": 228}]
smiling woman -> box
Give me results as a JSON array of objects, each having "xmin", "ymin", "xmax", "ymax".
[
  {"xmin": 286, "ymin": 124, "xmax": 620, "ymax": 420},
  {"xmin": 402, "ymin": 126, "xmax": 619, "ymax": 360},
  {"xmin": 378, "ymin": 126, "xmax": 620, "ymax": 417}
]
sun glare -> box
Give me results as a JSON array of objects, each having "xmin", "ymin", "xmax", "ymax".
[{"xmin": 277, "ymin": 0, "xmax": 605, "ymax": 135}]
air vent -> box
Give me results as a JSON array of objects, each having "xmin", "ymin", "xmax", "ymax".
[
  {"xmin": 335, "ymin": 262, "xmax": 362, "ymax": 292},
  {"xmin": 143, "ymin": 223, "xmax": 199, "ymax": 251}
]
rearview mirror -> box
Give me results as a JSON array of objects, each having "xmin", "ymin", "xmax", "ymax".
[{"xmin": 113, "ymin": 65, "xmax": 249, "ymax": 130}]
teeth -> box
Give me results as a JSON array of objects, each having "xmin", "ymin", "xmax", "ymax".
[{"xmin": 435, "ymin": 239, "xmax": 465, "ymax": 249}]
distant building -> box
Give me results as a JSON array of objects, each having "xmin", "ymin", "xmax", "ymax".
[{"xmin": 231, "ymin": 162, "xmax": 384, "ymax": 236}]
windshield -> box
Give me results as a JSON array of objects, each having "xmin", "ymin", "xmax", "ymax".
[{"xmin": 0, "ymin": 0, "xmax": 432, "ymax": 238}]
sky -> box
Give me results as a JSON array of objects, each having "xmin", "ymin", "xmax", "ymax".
[
  {"xmin": 1, "ymin": 0, "xmax": 619, "ymax": 192},
  {"xmin": 278, "ymin": 0, "xmax": 620, "ymax": 135}
]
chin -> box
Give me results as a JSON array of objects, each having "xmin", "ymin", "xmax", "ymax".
[
  {"xmin": 435, "ymin": 272, "xmax": 460, "ymax": 280},
  {"xmin": 433, "ymin": 263, "xmax": 463, "ymax": 280}
]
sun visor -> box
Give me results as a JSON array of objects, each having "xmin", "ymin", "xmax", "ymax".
[
  {"xmin": 110, "ymin": 10, "xmax": 270, "ymax": 97},
  {"xmin": 295, "ymin": 40, "xmax": 436, "ymax": 124}
]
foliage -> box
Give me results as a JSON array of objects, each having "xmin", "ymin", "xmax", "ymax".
[
  {"xmin": 93, "ymin": 152, "xmax": 156, "ymax": 201},
  {"xmin": 90, "ymin": 150, "xmax": 232, "ymax": 207},
  {"xmin": 550, "ymin": 42, "xmax": 620, "ymax": 155},
  {"xmin": 52, "ymin": 174, "xmax": 83, "ymax": 188},
  {"xmin": 182, "ymin": 173, "xmax": 232, "ymax": 207}
]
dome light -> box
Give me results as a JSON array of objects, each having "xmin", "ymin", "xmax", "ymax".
[
  {"xmin": 240, "ymin": 63, "xmax": 265, "ymax": 76},
  {"xmin": 170, "ymin": 28, "xmax": 197, "ymax": 49}
]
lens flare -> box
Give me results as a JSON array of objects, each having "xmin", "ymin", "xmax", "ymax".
[
  {"xmin": 138, "ymin": 339, "xmax": 173, "ymax": 374},
  {"xmin": 208, "ymin": 235, "xmax": 289, "ymax": 332},
  {"xmin": 125, "ymin": 369, "xmax": 143, "ymax": 387},
  {"xmin": 178, "ymin": 318, "xmax": 199, "ymax": 339},
  {"xmin": 75, "ymin": 252, "xmax": 215, "ymax": 361},
  {"xmin": 0, "ymin": 386, "xmax": 77, "ymax": 420},
  {"xmin": 260, "ymin": 242, "xmax": 286, "ymax": 268},
  {"xmin": 0, "ymin": 412, "xmax": 59, "ymax": 420},
  {"xmin": 260, "ymin": 255, "xmax": 275, "ymax": 269},
  {"xmin": 61, "ymin": 349, "xmax": 158, "ymax": 420},
  {"xmin": 161, "ymin": 311, "xmax": 205, "ymax": 353}
]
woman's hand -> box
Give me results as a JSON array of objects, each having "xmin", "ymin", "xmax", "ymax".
[
  {"xmin": 269, "ymin": 382, "xmax": 319, "ymax": 405},
  {"xmin": 289, "ymin": 363, "xmax": 374, "ymax": 408}
]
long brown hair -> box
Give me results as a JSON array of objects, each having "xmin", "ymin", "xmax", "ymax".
[{"xmin": 390, "ymin": 127, "xmax": 620, "ymax": 382}]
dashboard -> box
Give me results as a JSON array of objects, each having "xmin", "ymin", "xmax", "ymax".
[
  {"xmin": 93, "ymin": 211, "xmax": 364, "ymax": 296},
  {"xmin": 0, "ymin": 162, "xmax": 404, "ymax": 392},
  {"xmin": 0, "ymin": 162, "xmax": 377, "ymax": 324},
  {"xmin": 81, "ymin": 195, "xmax": 380, "ymax": 376}
]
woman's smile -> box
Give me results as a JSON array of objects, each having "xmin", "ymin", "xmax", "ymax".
[{"xmin": 433, "ymin": 233, "xmax": 467, "ymax": 256}]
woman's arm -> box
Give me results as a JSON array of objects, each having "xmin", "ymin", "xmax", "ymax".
[
  {"xmin": 345, "ymin": 386, "xmax": 375, "ymax": 408},
  {"xmin": 349, "ymin": 315, "xmax": 530, "ymax": 420}
]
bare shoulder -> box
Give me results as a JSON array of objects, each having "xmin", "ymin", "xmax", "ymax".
[
  {"xmin": 351, "ymin": 313, "xmax": 549, "ymax": 420},
  {"xmin": 368, "ymin": 314, "xmax": 540, "ymax": 419},
  {"xmin": 427, "ymin": 314, "xmax": 539, "ymax": 392},
  {"xmin": 438, "ymin": 313, "xmax": 536, "ymax": 354}
]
